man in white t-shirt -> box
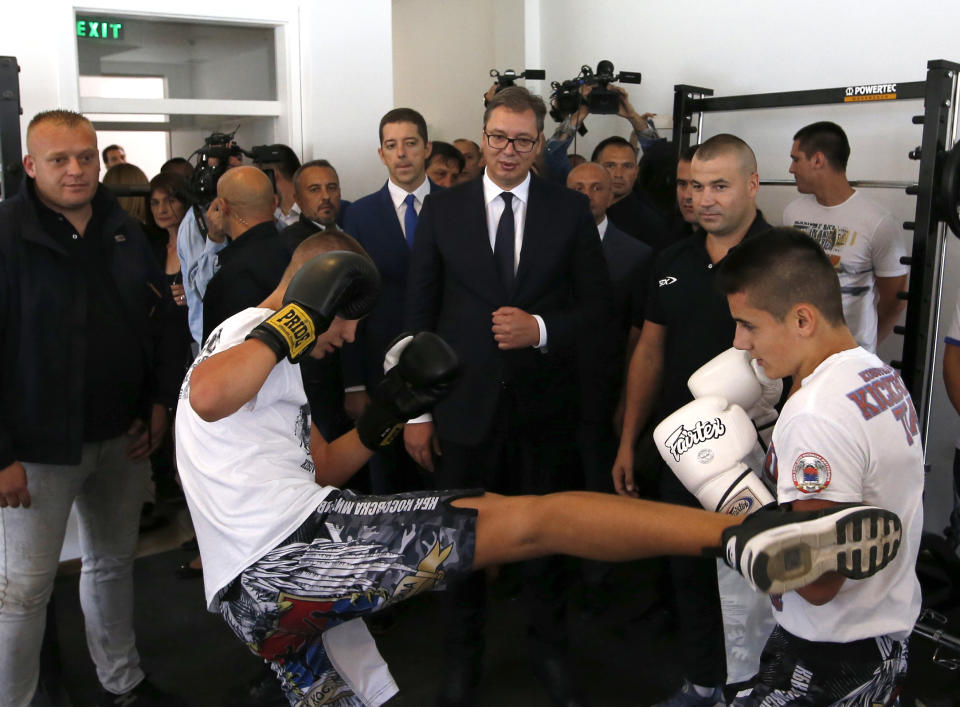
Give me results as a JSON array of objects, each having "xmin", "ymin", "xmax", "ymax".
[
  {"xmin": 715, "ymin": 227, "xmax": 922, "ymax": 705},
  {"xmin": 783, "ymin": 121, "xmax": 908, "ymax": 353}
]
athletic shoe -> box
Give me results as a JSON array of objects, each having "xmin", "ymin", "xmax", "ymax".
[
  {"xmin": 98, "ymin": 678, "xmax": 187, "ymax": 706},
  {"xmin": 651, "ymin": 680, "xmax": 724, "ymax": 707},
  {"xmin": 721, "ymin": 503, "xmax": 902, "ymax": 594}
]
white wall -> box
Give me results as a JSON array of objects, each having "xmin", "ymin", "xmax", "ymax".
[
  {"xmin": 391, "ymin": 0, "xmax": 527, "ymax": 146},
  {"xmin": 298, "ymin": 0, "xmax": 395, "ymax": 199}
]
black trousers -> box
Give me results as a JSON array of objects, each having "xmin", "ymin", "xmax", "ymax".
[{"xmin": 435, "ymin": 386, "xmax": 582, "ymax": 664}]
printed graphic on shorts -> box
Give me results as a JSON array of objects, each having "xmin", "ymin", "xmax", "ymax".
[
  {"xmin": 791, "ymin": 452, "xmax": 832, "ymax": 494},
  {"xmin": 274, "ymin": 641, "xmax": 362, "ymax": 706}
]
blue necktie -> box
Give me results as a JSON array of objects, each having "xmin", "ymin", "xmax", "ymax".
[
  {"xmin": 494, "ymin": 192, "xmax": 515, "ymax": 291},
  {"xmin": 403, "ymin": 193, "xmax": 417, "ymax": 247}
]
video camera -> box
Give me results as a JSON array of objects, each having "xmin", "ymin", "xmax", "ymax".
[
  {"xmin": 188, "ymin": 130, "xmax": 289, "ymax": 205},
  {"xmin": 489, "ymin": 68, "xmax": 546, "ymax": 92},
  {"xmin": 188, "ymin": 128, "xmax": 242, "ymax": 205},
  {"xmin": 549, "ymin": 60, "xmax": 642, "ymax": 123}
]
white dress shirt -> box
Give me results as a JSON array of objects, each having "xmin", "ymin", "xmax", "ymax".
[
  {"xmin": 386, "ymin": 177, "xmax": 431, "ymax": 240},
  {"xmin": 481, "ymin": 170, "xmax": 547, "ymax": 349}
]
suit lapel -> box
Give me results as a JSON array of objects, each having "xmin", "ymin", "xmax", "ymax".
[
  {"xmin": 457, "ymin": 180, "xmax": 506, "ymax": 302},
  {"xmin": 376, "ymin": 182, "xmax": 405, "ymax": 245}
]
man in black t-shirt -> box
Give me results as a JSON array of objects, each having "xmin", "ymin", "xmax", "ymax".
[{"xmin": 613, "ymin": 134, "xmax": 771, "ymax": 706}]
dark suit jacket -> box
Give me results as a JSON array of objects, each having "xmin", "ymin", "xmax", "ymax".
[
  {"xmin": 404, "ymin": 176, "xmax": 612, "ymax": 445},
  {"xmin": 278, "ymin": 201, "xmax": 352, "ymax": 254},
  {"xmin": 340, "ymin": 182, "xmax": 438, "ymax": 391},
  {"xmin": 582, "ymin": 222, "xmax": 652, "ymax": 427}
]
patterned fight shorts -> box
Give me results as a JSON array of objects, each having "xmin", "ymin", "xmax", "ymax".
[
  {"xmin": 218, "ymin": 488, "xmax": 480, "ymax": 706},
  {"xmin": 732, "ymin": 624, "xmax": 908, "ymax": 706}
]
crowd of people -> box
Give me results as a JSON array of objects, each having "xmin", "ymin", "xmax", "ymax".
[{"xmin": 0, "ymin": 81, "xmax": 938, "ymax": 707}]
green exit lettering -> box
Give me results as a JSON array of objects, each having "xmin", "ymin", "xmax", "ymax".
[{"xmin": 76, "ymin": 19, "xmax": 123, "ymax": 40}]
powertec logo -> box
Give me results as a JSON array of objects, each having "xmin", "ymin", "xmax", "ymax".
[{"xmin": 844, "ymin": 83, "xmax": 897, "ymax": 102}]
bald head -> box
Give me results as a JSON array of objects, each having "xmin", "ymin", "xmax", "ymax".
[
  {"xmin": 567, "ymin": 162, "xmax": 615, "ymax": 225},
  {"xmin": 217, "ymin": 166, "xmax": 276, "ymax": 236}
]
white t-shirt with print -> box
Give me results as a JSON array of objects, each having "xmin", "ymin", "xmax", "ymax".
[
  {"xmin": 764, "ymin": 347, "xmax": 922, "ymax": 642},
  {"xmin": 175, "ymin": 308, "xmax": 335, "ymax": 610},
  {"xmin": 783, "ymin": 192, "xmax": 908, "ymax": 353}
]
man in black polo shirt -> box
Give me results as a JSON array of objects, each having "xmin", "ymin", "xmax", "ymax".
[
  {"xmin": 0, "ymin": 110, "xmax": 183, "ymax": 706},
  {"xmin": 202, "ymin": 166, "xmax": 291, "ymax": 343},
  {"xmin": 613, "ymin": 134, "xmax": 771, "ymax": 706}
]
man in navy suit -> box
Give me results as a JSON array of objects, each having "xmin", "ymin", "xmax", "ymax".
[
  {"xmin": 340, "ymin": 108, "xmax": 437, "ymax": 494},
  {"xmin": 404, "ymin": 87, "xmax": 611, "ymax": 707}
]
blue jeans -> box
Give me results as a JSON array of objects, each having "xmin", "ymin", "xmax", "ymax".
[{"xmin": 0, "ymin": 436, "xmax": 149, "ymax": 706}]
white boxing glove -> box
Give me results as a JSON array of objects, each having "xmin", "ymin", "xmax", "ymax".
[
  {"xmin": 688, "ymin": 347, "xmax": 782, "ymax": 443},
  {"xmin": 654, "ymin": 396, "xmax": 775, "ymax": 516}
]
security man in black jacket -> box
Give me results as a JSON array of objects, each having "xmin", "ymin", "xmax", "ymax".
[{"xmin": 0, "ymin": 109, "xmax": 184, "ymax": 707}]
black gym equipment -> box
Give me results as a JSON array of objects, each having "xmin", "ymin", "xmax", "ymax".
[{"xmin": 0, "ymin": 56, "xmax": 23, "ymax": 201}]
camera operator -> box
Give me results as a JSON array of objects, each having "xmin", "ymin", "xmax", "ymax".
[
  {"xmin": 177, "ymin": 139, "xmax": 241, "ymax": 347},
  {"xmin": 544, "ymin": 83, "xmax": 654, "ymax": 184}
]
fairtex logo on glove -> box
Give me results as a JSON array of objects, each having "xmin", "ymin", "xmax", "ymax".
[
  {"xmin": 263, "ymin": 304, "xmax": 317, "ymax": 359},
  {"xmin": 663, "ymin": 418, "xmax": 726, "ymax": 462}
]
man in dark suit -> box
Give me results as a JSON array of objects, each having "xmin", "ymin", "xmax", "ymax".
[
  {"xmin": 404, "ymin": 86, "xmax": 611, "ymax": 707},
  {"xmin": 279, "ymin": 160, "xmax": 352, "ymax": 445},
  {"xmin": 280, "ymin": 159, "xmax": 350, "ymax": 253},
  {"xmin": 566, "ymin": 161, "xmax": 650, "ymax": 496},
  {"xmin": 340, "ymin": 108, "xmax": 437, "ymax": 494}
]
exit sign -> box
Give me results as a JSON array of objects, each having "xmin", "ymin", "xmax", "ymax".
[{"xmin": 76, "ymin": 17, "xmax": 124, "ymax": 40}]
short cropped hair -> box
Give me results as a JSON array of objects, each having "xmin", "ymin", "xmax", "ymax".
[
  {"xmin": 794, "ymin": 121, "xmax": 850, "ymax": 171},
  {"xmin": 679, "ymin": 144, "xmax": 700, "ymax": 163},
  {"xmin": 694, "ymin": 134, "xmax": 758, "ymax": 175},
  {"xmin": 102, "ymin": 144, "xmax": 123, "ymax": 163},
  {"xmin": 426, "ymin": 141, "xmax": 466, "ymax": 172},
  {"xmin": 591, "ymin": 136, "xmax": 637, "ymax": 162},
  {"xmin": 281, "ymin": 230, "xmax": 371, "ymax": 286},
  {"xmin": 293, "ymin": 159, "xmax": 339, "ymax": 190},
  {"xmin": 716, "ymin": 227, "xmax": 845, "ymax": 325},
  {"xmin": 26, "ymin": 110, "xmax": 94, "ymax": 144},
  {"xmin": 379, "ymin": 108, "xmax": 429, "ymax": 144},
  {"xmin": 256, "ymin": 144, "xmax": 301, "ymax": 181},
  {"xmin": 483, "ymin": 87, "xmax": 547, "ymax": 134}
]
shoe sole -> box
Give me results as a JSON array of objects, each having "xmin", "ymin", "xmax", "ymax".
[{"xmin": 746, "ymin": 507, "xmax": 902, "ymax": 594}]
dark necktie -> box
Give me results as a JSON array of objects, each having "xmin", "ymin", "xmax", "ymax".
[
  {"xmin": 403, "ymin": 193, "xmax": 417, "ymax": 247},
  {"xmin": 494, "ymin": 192, "xmax": 515, "ymax": 291}
]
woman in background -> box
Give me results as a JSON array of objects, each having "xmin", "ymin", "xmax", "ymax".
[{"xmin": 103, "ymin": 163, "xmax": 150, "ymax": 223}]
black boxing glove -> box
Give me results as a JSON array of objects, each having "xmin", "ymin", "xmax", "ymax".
[
  {"xmin": 247, "ymin": 250, "xmax": 381, "ymax": 363},
  {"xmin": 356, "ymin": 332, "xmax": 461, "ymax": 449}
]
